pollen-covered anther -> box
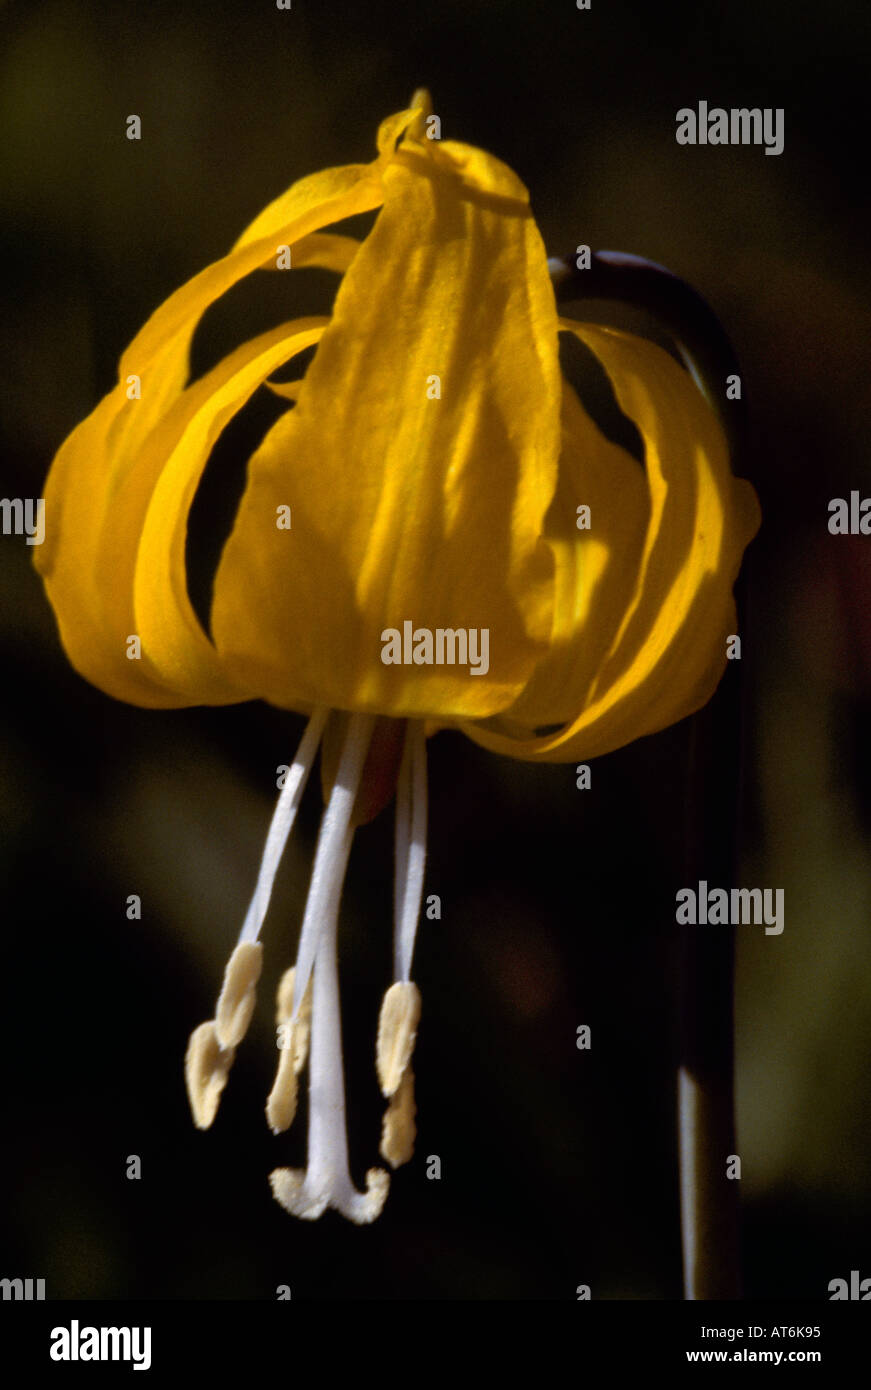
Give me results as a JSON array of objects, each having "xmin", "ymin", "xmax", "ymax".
[
  {"xmin": 276, "ymin": 965, "xmax": 312, "ymax": 1074},
  {"xmin": 376, "ymin": 981, "xmax": 422, "ymax": 1097},
  {"xmin": 269, "ymin": 1166, "xmax": 390, "ymax": 1225},
  {"xmin": 185, "ymin": 1020, "xmax": 236, "ymax": 1130},
  {"xmin": 215, "ymin": 941, "xmax": 263, "ymax": 1050},
  {"xmin": 380, "ymin": 1064, "xmax": 417, "ymax": 1169},
  {"xmin": 266, "ymin": 1013, "xmax": 299, "ymax": 1135},
  {"xmin": 267, "ymin": 966, "xmax": 313, "ymax": 1133}
]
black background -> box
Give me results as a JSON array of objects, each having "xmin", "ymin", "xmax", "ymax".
[{"xmin": 1, "ymin": 0, "xmax": 870, "ymax": 1301}]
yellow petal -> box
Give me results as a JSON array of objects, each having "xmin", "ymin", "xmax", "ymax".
[
  {"xmin": 212, "ymin": 136, "xmax": 562, "ymax": 718},
  {"xmin": 132, "ymin": 318, "xmax": 328, "ymax": 700},
  {"xmin": 377, "ymin": 103, "xmax": 426, "ymax": 156},
  {"xmin": 498, "ymin": 378, "xmax": 650, "ymax": 728},
  {"xmin": 264, "ymin": 379, "xmax": 304, "ymax": 402},
  {"xmin": 462, "ymin": 324, "xmax": 760, "ymax": 762},
  {"xmin": 266, "ymin": 231, "xmax": 361, "ymax": 275},
  {"xmin": 35, "ymin": 135, "xmax": 409, "ymax": 707}
]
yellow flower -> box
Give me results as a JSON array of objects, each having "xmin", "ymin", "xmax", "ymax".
[{"xmin": 35, "ymin": 91, "xmax": 760, "ymax": 1224}]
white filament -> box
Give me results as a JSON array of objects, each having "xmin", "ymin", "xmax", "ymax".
[
  {"xmin": 290, "ymin": 713, "xmax": 375, "ymax": 1022},
  {"xmin": 393, "ymin": 721, "xmax": 428, "ymax": 982},
  {"xmin": 238, "ymin": 708, "xmax": 328, "ymax": 946}
]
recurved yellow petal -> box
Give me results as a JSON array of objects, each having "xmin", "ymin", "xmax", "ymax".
[
  {"xmin": 131, "ymin": 318, "xmax": 328, "ymax": 700},
  {"xmin": 498, "ymin": 378, "xmax": 650, "ymax": 729},
  {"xmin": 462, "ymin": 324, "xmax": 760, "ymax": 761},
  {"xmin": 35, "ymin": 140, "xmax": 405, "ymax": 707},
  {"xmin": 212, "ymin": 135, "xmax": 561, "ymax": 717},
  {"xmin": 266, "ymin": 231, "xmax": 361, "ymax": 275}
]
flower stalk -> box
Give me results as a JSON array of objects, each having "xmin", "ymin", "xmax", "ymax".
[
  {"xmin": 555, "ymin": 252, "xmax": 749, "ymax": 1298},
  {"xmin": 679, "ymin": 667, "xmax": 743, "ymax": 1299}
]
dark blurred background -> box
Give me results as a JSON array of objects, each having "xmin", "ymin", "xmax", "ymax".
[{"xmin": 1, "ymin": 0, "xmax": 870, "ymax": 1300}]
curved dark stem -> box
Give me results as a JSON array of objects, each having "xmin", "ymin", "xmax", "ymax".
[
  {"xmin": 550, "ymin": 249, "xmax": 747, "ymax": 464},
  {"xmin": 553, "ymin": 251, "xmax": 747, "ymax": 1299}
]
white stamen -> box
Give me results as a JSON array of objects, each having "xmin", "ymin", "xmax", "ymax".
[
  {"xmin": 238, "ymin": 708, "xmax": 328, "ymax": 946},
  {"xmin": 270, "ymin": 713, "xmax": 389, "ymax": 1224},
  {"xmin": 394, "ymin": 721, "xmax": 428, "ymax": 982},
  {"xmin": 380, "ymin": 1064, "xmax": 417, "ymax": 1169},
  {"xmin": 394, "ymin": 736, "xmax": 410, "ymax": 963},
  {"xmin": 276, "ymin": 966, "xmax": 312, "ymax": 1074},
  {"xmin": 215, "ymin": 940, "xmax": 263, "ymax": 1050},
  {"xmin": 376, "ymin": 981, "xmax": 422, "ymax": 1096},
  {"xmin": 288, "ymin": 713, "xmax": 375, "ymax": 1021},
  {"xmin": 185, "ymin": 1021, "xmax": 235, "ymax": 1130}
]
